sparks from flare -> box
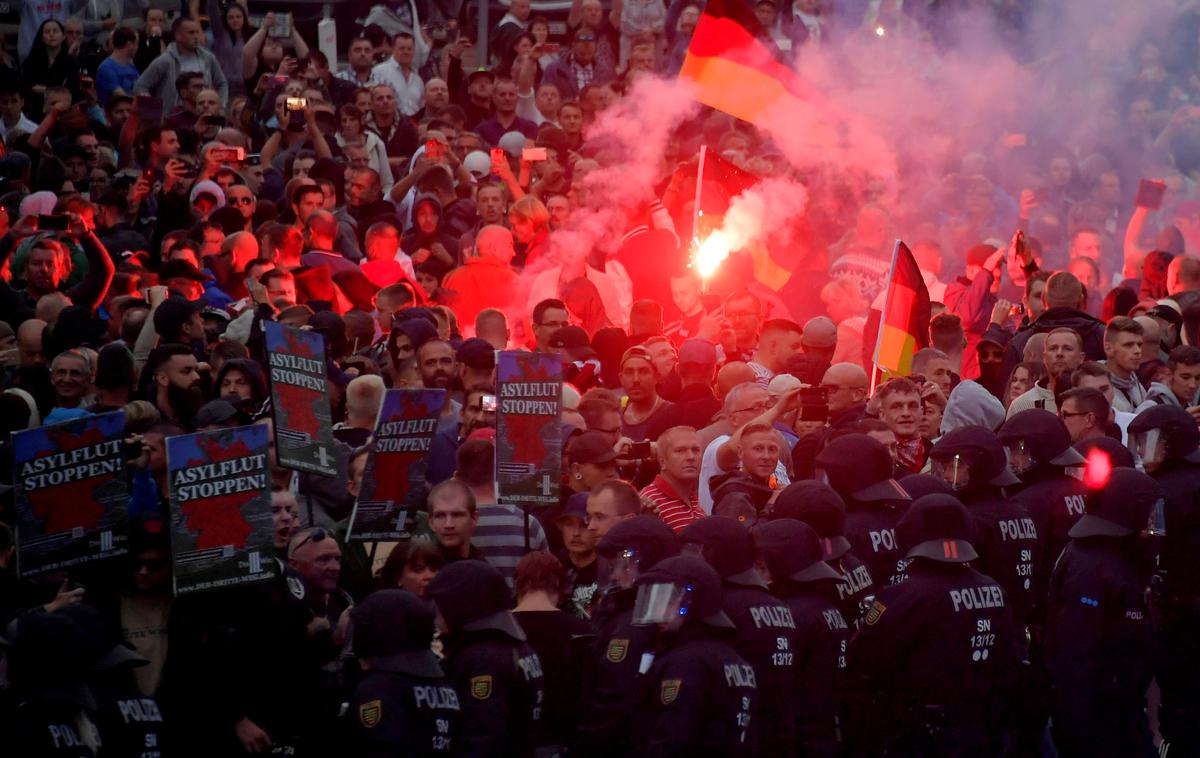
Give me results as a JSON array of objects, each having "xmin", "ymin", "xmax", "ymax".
[{"xmin": 693, "ymin": 231, "xmax": 733, "ymax": 279}]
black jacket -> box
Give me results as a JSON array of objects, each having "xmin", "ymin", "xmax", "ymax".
[
  {"xmin": 1000, "ymin": 307, "xmax": 1106, "ymax": 387},
  {"xmin": 347, "ymin": 670, "xmax": 460, "ymax": 758}
]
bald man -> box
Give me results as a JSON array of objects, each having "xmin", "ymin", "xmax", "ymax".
[
  {"xmin": 300, "ymin": 210, "xmax": 357, "ymax": 273},
  {"xmin": 1134, "ymin": 315, "xmax": 1164, "ymax": 363},
  {"xmin": 221, "ymin": 231, "xmax": 259, "ymax": 273},
  {"xmin": 17, "ymin": 318, "xmax": 47, "ymax": 366},
  {"xmin": 790, "ymin": 362, "xmax": 870, "ymax": 479}
]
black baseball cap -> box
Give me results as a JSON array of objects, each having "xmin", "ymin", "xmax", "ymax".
[
  {"xmin": 152, "ymin": 295, "xmax": 203, "ymax": 339},
  {"xmin": 456, "ymin": 337, "xmax": 496, "ymax": 371},
  {"xmin": 160, "ymin": 259, "xmax": 213, "ymax": 283},
  {"xmin": 550, "ymin": 325, "xmax": 596, "ymax": 360},
  {"xmin": 567, "ymin": 430, "xmax": 618, "ymax": 466}
]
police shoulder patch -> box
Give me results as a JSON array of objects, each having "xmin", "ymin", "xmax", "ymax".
[
  {"xmin": 470, "ymin": 675, "xmax": 493, "ymax": 700},
  {"xmin": 606, "ymin": 638, "xmax": 629, "ymax": 663},
  {"xmin": 359, "ymin": 699, "xmax": 382, "ymax": 728},
  {"xmin": 865, "ymin": 599, "xmax": 887, "ymax": 626},
  {"xmin": 660, "ymin": 678, "xmax": 682, "ymax": 705}
]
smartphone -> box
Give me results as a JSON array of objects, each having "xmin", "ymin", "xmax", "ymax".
[
  {"xmin": 201, "ymin": 114, "xmax": 227, "ymax": 127},
  {"xmin": 286, "ymin": 97, "xmax": 307, "ymax": 111},
  {"xmin": 1009, "ymin": 303, "xmax": 1026, "ymax": 316},
  {"xmin": 630, "ymin": 441, "xmax": 653, "ymax": 459},
  {"xmin": 489, "ymin": 147, "xmax": 505, "ymax": 173},
  {"xmin": 134, "ymin": 94, "xmax": 163, "ymax": 124},
  {"xmin": 141, "ymin": 166, "xmax": 157, "ymax": 186},
  {"xmin": 212, "ymin": 146, "xmax": 246, "ymax": 162},
  {"xmin": 522, "ymin": 147, "xmax": 548, "ymax": 161},
  {"xmin": 540, "ymin": 42, "xmax": 560, "ymax": 55},
  {"xmin": 481, "ymin": 394, "xmax": 498, "ymax": 413},
  {"xmin": 123, "ymin": 439, "xmax": 143, "ymax": 459},
  {"xmin": 38, "ymin": 214, "xmax": 70, "ymax": 231},
  {"xmin": 1136, "ymin": 179, "xmax": 1167, "ymax": 210},
  {"xmin": 425, "ymin": 139, "xmax": 444, "ymax": 161},
  {"xmin": 797, "ymin": 387, "xmax": 829, "ymax": 423},
  {"xmin": 268, "ymin": 11, "xmax": 292, "ymax": 38}
]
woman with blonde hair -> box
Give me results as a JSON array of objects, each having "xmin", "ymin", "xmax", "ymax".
[{"xmin": 509, "ymin": 195, "xmax": 551, "ymax": 268}]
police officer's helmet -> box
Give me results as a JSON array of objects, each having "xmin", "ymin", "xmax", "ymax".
[
  {"xmin": 427, "ymin": 560, "xmax": 527, "ymax": 641},
  {"xmin": 930, "ymin": 426, "xmax": 1022, "ymax": 490},
  {"xmin": 1069, "ymin": 468, "xmax": 1164, "ymax": 539},
  {"xmin": 771, "ymin": 481, "xmax": 853, "ymax": 560},
  {"xmin": 634, "ymin": 555, "xmax": 734, "ymax": 629},
  {"xmin": 597, "ymin": 514, "xmax": 680, "ymax": 568},
  {"xmin": 998, "ymin": 409, "xmax": 1085, "ymax": 472},
  {"xmin": 1074, "ymin": 435, "xmax": 1136, "ymax": 470},
  {"xmin": 815, "ymin": 434, "xmax": 911, "ymax": 503},
  {"xmin": 0, "ymin": 612, "xmax": 98, "ymax": 710},
  {"xmin": 351, "ymin": 589, "xmax": 443, "ymax": 677},
  {"xmin": 897, "ymin": 473, "xmax": 954, "ymax": 500},
  {"xmin": 751, "ymin": 518, "xmax": 844, "ymax": 584},
  {"xmin": 679, "ymin": 516, "xmax": 766, "ymax": 587},
  {"xmin": 1128, "ymin": 404, "xmax": 1200, "ymax": 462},
  {"xmin": 896, "ymin": 493, "xmax": 980, "ymax": 563}
]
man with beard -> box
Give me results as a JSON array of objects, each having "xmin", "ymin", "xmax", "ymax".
[
  {"xmin": 1008, "ymin": 328, "xmax": 1085, "ymax": 417},
  {"xmin": 416, "ymin": 339, "xmax": 461, "ymax": 422},
  {"xmin": 144, "ymin": 343, "xmax": 203, "ymax": 428}
]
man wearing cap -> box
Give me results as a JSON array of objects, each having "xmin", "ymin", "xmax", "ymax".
[
  {"xmin": 1044, "ymin": 469, "xmax": 1161, "ymax": 756},
  {"xmin": 456, "ymin": 337, "xmax": 496, "ymax": 392},
  {"xmin": 845, "ymin": 494, "xmax": 1017, "ymax": 756},
  {"xmin": 348, "ymin": 590, "xmax": 461, "ymax": 756},
  {"xmin": 645, "ymin": 339, "xmax": 721, "ymax": 438},
  {"xmin": 640, "ymin": 426, "xmax": 705, "ymax": 532},
  {"xmin": 1127, "ymin": 404, "xmax": 1200, "ymax": 754},
  {"xmin": 680, "ymin": 516, "xmax": 800, "ymax": 756},
  {"xmin": 752, "ymin": 518, "xmax": 849, "ymax": 756},
  {"xmin": 543, "ymin": 26, "xmax": 616, "ymax": 101},
  {"xmin": 628, "ymin": 555, "xmax": 757, "ymax": 755},
  {"xmin": 427, "ymin": 560, "xmax": 546, "ymax": 756},
  {"xmin": 556, "ymin": 492, "xmax": 601, "ymax": 617},
  {"xmin": 814, "ymin": 433, "xmax": 912, "ymax": 586},
  {"xmin": 619, "ymin": 345, "xmax": 673, "ymax": 442},
  {"xmin": 747, "ymin": 318, "xmax": 805, "ymax": 388}
]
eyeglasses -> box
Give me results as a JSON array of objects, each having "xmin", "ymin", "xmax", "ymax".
[
  {"xmin": 290, "ymin": 528, "xmax": 327, "ymax": 556},
  {"xmin": 231, "ymin": 196, "xmax": 255, "ymax": 206},
  {"xmin": 733, "ymin": 400, "xmax": 772, "ymax": 415}
]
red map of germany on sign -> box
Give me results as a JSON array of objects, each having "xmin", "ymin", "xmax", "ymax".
[
  {"xmin": 182, "ymin": 437, "xmax": 259, "ymax": 550},
  {"xmin": 274, "ymin": 328, "xmax": 323, "ymax": 435},
  {"xmin": 369, "ymin": 394, "xmax": 437, "ymax": 505},
  {"xmin": 502, "ymin": 362, "xmax": 556, "ymax": 465},
  {"xmin": 26, "ymin": 426, "xmax": 109, "ymax": 534}
]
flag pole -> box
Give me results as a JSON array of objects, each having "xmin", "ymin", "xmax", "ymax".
[
  {"xmin": 692, "ymin": 144, "xmax": 707, "ymax": 292},
  {"xmin": 869, "ymin": 239, "xmax": 903, "ymax": 396}
]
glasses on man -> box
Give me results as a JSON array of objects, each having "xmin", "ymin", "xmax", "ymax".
[
  {"xmin": 1058, "ymin": 410, "xmax": 1090, "ymax": 421},
  {"xmin": 733, "ymin": 400, "xmax": 772, "ymax": 415},
  {"xmin": 289, "ymin": 528, "xmax": 328, "ymax": 556}
]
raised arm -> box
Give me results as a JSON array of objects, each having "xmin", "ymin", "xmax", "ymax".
[{"xmin": 242, "ymin": 13, "xmax": 273, "ymax": 80}]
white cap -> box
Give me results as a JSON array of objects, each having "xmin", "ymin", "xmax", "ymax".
[
  {"xmin": 463, "ymin": 150, "xmax": 491, "ymax": 179},
  {"xmin": 499, "ymin": 131, "xmax": 528, "ymax": 157}
]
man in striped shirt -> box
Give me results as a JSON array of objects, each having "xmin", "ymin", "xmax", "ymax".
[
  {"xmin": 458, "ymin": 436, "xmax": 547, "ymax": 584},
  {"xmin": 640, "ymin": 426, "xmax": 705, "ymax": 532}
]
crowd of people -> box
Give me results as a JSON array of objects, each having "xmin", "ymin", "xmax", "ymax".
[{"xmin": 0, "ymin": 0, "xmax": 1199, "ymax": 755}]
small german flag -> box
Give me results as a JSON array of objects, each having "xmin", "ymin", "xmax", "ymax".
[
  {"xmin": 872, "ymin": 241, "xmax": 931, "ymax": 376},
  {"xmin": 679, "ymin": 0, "xmax": 814, "ymax": 125}
]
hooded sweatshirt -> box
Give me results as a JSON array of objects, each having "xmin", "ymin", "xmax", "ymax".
[
  {"xmin": 941, "ymin": 380, "xmax": 1006, "ymax": 434},
  {"xmin": 132, "ymin": 41, "xmax": 229, "ymax": 111},
  {"xmin": 1135, "ymin": 382, "xmax": 1196, "ymax": 414}
]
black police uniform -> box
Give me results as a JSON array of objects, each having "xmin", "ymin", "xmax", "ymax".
[
  {"xmin": 773, "ymin": 481, "xmax": 879, "ymax": 630},
  {"xmin": 428, "ymin": 561, "xmax": 545, "ymax": 758},
  {"xmin": 629, "ymin": 556, "xmax": 757, "ymax": 757},
  {"xmin": 845, "ymin": 495, "xmax": 1017, "ymax": 757},
  {"xmin": 1043, "ymin": 469, "xmax": 1161, "ymax": 758},
  {"xmin": 930, "ymin": 428, "xmax": 1041, "ymax": 628},
  {"xmin": 681, "ymin": 516, "xmax": 800, "ymax": 756},
  {"xmin": 347, "ymin": 590, "xmax": 460, "ymax": 757},
  {"xmin": 815, "ymin": 434, "xmax": 912, "ymax": 588},
  {"xmin": 576, "ymin": 516, "xmax": 679, "ymax": 758},
  {"xmin": 754, "ymin": 518, "xmax": 850, "ymax": 758},
  {"xmin": 1130, "ymin": 405, "xmax": 1200, "ymax": 753}
]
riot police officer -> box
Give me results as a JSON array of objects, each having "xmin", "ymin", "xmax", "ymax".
[
  {"xmin": 0, "ymin": 611, "xmax": 103, "ymax": 756},
  {"xmin": 998, "ymin": 409, "xmax": 1087, "ymax": 577},
  {"xmin": 772, "ymin": 481, "xmax": 877, "ymax": 629},
  {"xmin": 845, "ymin": 494, "xmax": 1017, "ymax": 756},
  {"xmin": 427, "ymin": 560, "xmax": 545, "ymax": 758},
  {"xmin": 575, "ymin": 515, "xmax": 679, "ymax": 758},
  {"xmin": 929, "ymin": 427, "xmax": 1040, "ymax": 627},
  {"xmin": 629, "ymin": 555, "xmax": 756, "ymax": 756},
  {"xmin": 679, "ymin": 516, "xmax": 800, "ymax": 756},
  {"xmin": 57, "ymin": 604, "xmax": 166, "ymax": 758},
  {"xmin": 814, "ymin": 434, "xmax": 912, "ymax": 587},
  {"xmin": 1127, "ymin": 405, "xmax": 1200, "ymax": 755},
  {"xmin": 752, "ymin": 518, "xmax": 849, "ymax": 758},
  {"xmin": 1043, "ymin": 468, "xmax": 1161, "ymax": 758},
  {"xmin": 347, "ymin": 589, "xmax": 460, "ymax": 757}
]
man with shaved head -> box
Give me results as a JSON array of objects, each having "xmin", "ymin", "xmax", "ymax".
[
  {"xmin": 1000, "ymin": 271, "xmax": 1106, "ymax": 386},
  {"xmin": 300, "ymin": 210, "xmax": 357, "ymax": 273},
  {"xmin": 789, "ymin": 362, "xmax": 870, "ymax": 479}
]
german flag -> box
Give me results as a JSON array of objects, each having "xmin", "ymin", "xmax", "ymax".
[
  {"xmin": 679, "ymin": 0, "xmax": 812, "ymax": 124},
  {"xmin": 872, "ymin": 242, "xmax": 931, "ymax": 375}
]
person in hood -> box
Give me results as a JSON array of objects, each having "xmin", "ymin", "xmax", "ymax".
[
  {"xmin": 940, "ymin": 379, "xmax": 1007, "ymax": 435},
  {"xmin": 814, "ymin": 433, "xmax": 911, "ymax": 586},
  {"xmin": 628, "ymin": 556, "xmax": 757, "ymax": 756},
  {"xmin": 1128, "ymin": 404, "xmax": 1200, "ymax": 756},
  {"xmin": 402, "ymin": 194, "xmax": 460, "ymax": 270},
  {"xmin": 999, "ymin": 271, "xmax": 1106, "ymax": 389},
  {"xmin": 679, "ymin": 516, "xmax": 800, "ymax": 757},
  {"xmin": 1135, "ymin": 344, "xmax": 1200, "ymax": 414},
  {"xmin": 576, "ymin": 516, "xmax": 679, "ymax": 757},
  {"xmin": 929, "ymin": 427, "xmax": 1040, "ymax": 628},
  {"xmin": 427, "ymin": 560, "xmax": 545, "ymax": 757},
  {"xmin": 844, "ymin": 494, "xmax": 1017, "ymax": 756},
  {"xmin": 1043, "ymin": 469, "xmax": 1161, "ymax": 758},
  {"xmin": 998, "ymin": 409, "xmax": 1088, "ymax": 572},
  {"xmin": 751, "ymin": 518, "xmax": 848, "ymax": 757}
]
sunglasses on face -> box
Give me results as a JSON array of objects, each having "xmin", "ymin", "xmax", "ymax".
[{"xmin": 290, "ymin": 528, "xmax": 328, "ymax": 557}]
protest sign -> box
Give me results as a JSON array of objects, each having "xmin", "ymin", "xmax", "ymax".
[
  {"xmin": 264, "ymin": 320, "xmax": 337, "ymax": 478},
  {"xmin": 12, "ymin": 410, "xmax": 129, "ymax": 576},
  {"xmin": 348, "ymin": 388, "xmax": 446, "ymax": 541},
  {"xmin": 166, "ymin": 424, "xmax": 274, "ymax": 595},
  {"xmin": 496, "ymin": 351, "xmax": 562, "ymax": 506}
]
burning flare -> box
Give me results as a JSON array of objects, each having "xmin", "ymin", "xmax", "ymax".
[{"xmin": 694, "ymin": 231, "xmax": 733, "ymax": 279}]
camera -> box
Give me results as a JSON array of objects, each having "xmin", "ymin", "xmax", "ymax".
[{"xmin": 797, "ymin": 387, "xmax": 829, "ymax": 423}]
